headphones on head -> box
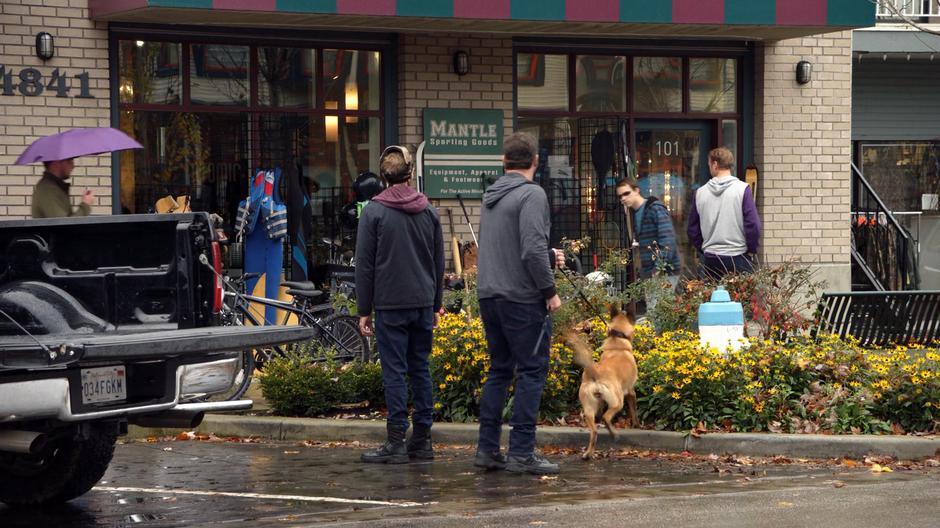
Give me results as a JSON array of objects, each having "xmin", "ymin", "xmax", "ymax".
[{"xmin": 380, "ymin": 145, "xmax": 413, "ymax": 181}]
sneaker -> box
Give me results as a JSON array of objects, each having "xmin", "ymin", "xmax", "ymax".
[
  {"xmin": 505, "ymin": 453, "xmax": 559, "ymax": 475},
  {"xmin": 473, "ymin": 450, "xmax": 507, "ymax": 470}
]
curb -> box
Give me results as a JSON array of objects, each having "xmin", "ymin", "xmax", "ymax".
[{"xmin": 127, "ymin": 414, "xmax": 940, "ymax": 460}]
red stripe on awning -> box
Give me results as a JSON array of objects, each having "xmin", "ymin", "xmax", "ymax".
[
  {"xmin": 336, "ymin": 0, "xmax": 395, "ymax": 16},
  {"xmin": 455, "ymin": 0, "xmax": 510, "ymax": 19},
  {"xmin": 565, "ymin": 0, "xmax": 619, "ymax": 22},
  {"xmin": 777, "ymin": 0, "xmax": 827, "ymax": 25},
  {"xmin": 672, "ymin": 0, "xmax": 725, "ymax": 24}
]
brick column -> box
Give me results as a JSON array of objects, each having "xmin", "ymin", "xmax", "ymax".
[
  {"xmin": 0, "ymin": 0, "xmax": 111, "ymax": 219},
  {"xmin": 754, "ymin": 30, "xmax": 853, "ymax": 291},
  {"xmin": 398, "ymin": 33, "xmax": 514, "ymax": 265}
]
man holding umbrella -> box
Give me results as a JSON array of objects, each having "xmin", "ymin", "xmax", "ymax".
[
  {"xmin": 31, "ymin": 158, "xmax": 95, "ymax": 218},
  {"xmin": 17, "ymin": 127, "xmax": 143, "ymax": 218}
]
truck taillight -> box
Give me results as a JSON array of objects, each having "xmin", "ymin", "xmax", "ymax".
[{"xmin": 211, "ymin": 241, "xmax": 223, "ymax": 313}]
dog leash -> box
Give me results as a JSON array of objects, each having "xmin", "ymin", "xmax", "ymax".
[{"xmin": 530, "ymin": 313, "xmax": 551, "ymax": 357}]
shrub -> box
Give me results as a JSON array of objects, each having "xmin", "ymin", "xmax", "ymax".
[{"xmin": 259, "ymin": 351, "xmax": 384, "ymax": 417}]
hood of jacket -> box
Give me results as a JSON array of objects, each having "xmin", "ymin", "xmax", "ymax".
[
  {"xmin": 372, "ymin": 184, "xmax": 429, "ymax": 214},
  {"xmin": 706, "ymin": 175, "xmax": 740, "ymax": 196},
  {"xmin": 483, "ymin": 172, "xmax": 531, "ymax": 209}
]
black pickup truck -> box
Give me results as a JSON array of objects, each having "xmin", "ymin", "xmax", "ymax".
[{"xmin": 0, "ymin": 213, "xmax": 312, "ymax": 507}]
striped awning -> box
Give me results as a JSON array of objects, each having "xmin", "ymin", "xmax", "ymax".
[{"xmin": 90, "ymin": 0, "xmax": 875, "ymax": 39}]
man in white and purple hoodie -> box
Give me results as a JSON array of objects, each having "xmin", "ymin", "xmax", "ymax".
[
  {"xmin": 687, "ymin": 146, "xmax": 761, "ymax": 279},
  {"xmin": 356, "ymin": 145, "xmax": 444, "ymax": 464}
]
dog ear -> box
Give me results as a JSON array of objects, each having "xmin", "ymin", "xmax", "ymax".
[
  {"xmin": 622, "ymin": 308, "xmax": 636, "ymax": 325},
  {"xmin": 609, "ymin": 301, "xmax": 620, "ymax": 318}
]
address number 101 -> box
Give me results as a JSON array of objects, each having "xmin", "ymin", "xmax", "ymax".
[{"xmin": 0, "ymin": 66, "xmax": 95, "ymax": 99}]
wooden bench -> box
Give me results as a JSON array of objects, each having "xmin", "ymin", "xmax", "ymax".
[{"xmin": 814, "ymin": 291, "xmax": 940, "ymax": 347}]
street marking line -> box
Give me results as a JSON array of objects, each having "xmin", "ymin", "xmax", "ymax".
[{"xmin": 93, "ymin": 486, "xmax": 431, "ymax": 508}]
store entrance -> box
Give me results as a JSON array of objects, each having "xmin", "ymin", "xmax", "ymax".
[{"xmin": 634, "ymin": 120, "xmax": 713, "ymax": 276}]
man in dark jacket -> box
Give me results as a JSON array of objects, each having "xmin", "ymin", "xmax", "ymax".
[
  {"xmin": 356, "ymin": 145, "xmax": 445, "ymax": 464},
  {"xmin": 615, "ymin": 177, "xmax": 681, "ymax": 278},
  {"xmin": 474, "ymin": 132, "xmax": 563, "ymax": 475},
  {"xmin": 31, "ymin": 158, "xmax": 95, "ymax": 218}
]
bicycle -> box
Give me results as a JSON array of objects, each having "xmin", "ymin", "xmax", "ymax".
[{"xmin": 197, "ymin": 265, "xmax": 371, "ymax": 402}]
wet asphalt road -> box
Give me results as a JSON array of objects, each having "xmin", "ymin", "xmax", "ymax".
[{"xmin": 1, "ymin": 439, "xmax": 939, "ymax": 527}]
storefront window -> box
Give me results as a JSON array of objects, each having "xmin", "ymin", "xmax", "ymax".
[
  {"xmin": 323, "ymin": 49, "xmax": 381, "ymax": 111},
  {"xmin": 118, "ymin": 111, "xmax": 249, "ymax": 221},
  {"xmin": 518, "ymin": 117, "xmax": 578, "ymax": 246},
  {"xmin": 190, "ymin": 44, "xmax": 250, "ymax": 106},
  {"xmin": 117, "ymin": 38, "xmax": 385, "ymax": 247},
  {"xmin": 517, "ymin": 54, "xmax": 569, "ymax": 111},
  {"xmin": 633, "ymin": 57, "xmax": 682, "ymax": 113},
  {"xmin": 690, "ymin": 58, "xmax": 736, "ymax": 113},
  {"xmin": 258, "ymin": 47, "xmax": 316, "ymax": 108},
  {"xmin": 722, "ymin": 119, "xmax": 738, "ymax": 170},
  {"xmin": 119, "ymin": 41, "xmax": 180, "ymax": 105},
  {"xmin": 860, "ymin": 142, "xmax": 940, "ymax": 212},
  {"xmin": 576, "ymin": 55, "xmax": 626, "ymax": 112}
]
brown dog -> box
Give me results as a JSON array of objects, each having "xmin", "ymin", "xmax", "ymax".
[{"xmin": 565, "ymin": 304, "xmax": 639, "ymax": 460}]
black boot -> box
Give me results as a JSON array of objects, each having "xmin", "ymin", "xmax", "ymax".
[
  {"xmin": 361, "ymin": 424, "xmax": 408, "ymax": 464},
  {"xmin": 406, "ymin": 423, "xmax": 434, "ymax": 461}
]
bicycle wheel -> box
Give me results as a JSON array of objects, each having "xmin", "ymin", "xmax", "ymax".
[{"xmin": 317, "ymin": 314, "xmax": 370, "ymax": 363}]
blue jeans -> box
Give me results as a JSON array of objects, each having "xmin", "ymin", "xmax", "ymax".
[
  {"xmin": 477, "ymin": 298, "xmax": 551, "ymax": 457},
  {"xmin": 374, "ymin": 308, "xmax": 435, "ymax": 430},
  {"xmin": 699, "ymin": 252, "xmax": 754, "ymax": 279}
]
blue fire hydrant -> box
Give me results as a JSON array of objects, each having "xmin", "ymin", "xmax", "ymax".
[{"xmin": 698, "ymin": 286, "xmax": 746, "ymax": 353}]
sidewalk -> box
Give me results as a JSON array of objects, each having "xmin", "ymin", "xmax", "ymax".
[{"xmin": 127, "ymin": 413, "xmax": 940, "ymax": 460}]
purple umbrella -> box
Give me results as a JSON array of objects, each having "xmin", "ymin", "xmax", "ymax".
[{"xmin": 15, "ymin": 127, "xmax": 143, "ymax": 165}]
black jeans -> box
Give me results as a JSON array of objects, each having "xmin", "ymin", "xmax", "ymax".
[
  {"xmin": 699, "ymin": 252, "xmax": 754, "ymax": 279},
  {"xmin": 477, "ymin": 298, "xmax": 551, "ymax": 457},
  {"xmin": 374, "ymin": 308, "xmax": 435, "ymax": 431}
]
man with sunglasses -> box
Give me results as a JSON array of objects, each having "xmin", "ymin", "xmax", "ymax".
[
  {"xmin": 356, "ymin": 145, "xmax": 445, "ymax": 464},
  {"xmin": 615, "ymin": 177, "xmax": 681, "ymax": 281}
]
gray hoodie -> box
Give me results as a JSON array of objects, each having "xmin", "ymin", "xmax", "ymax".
[
  {"xmin": 477, "ymin": 172, "xmax": 556, "ymax": 303},
  {"xmin": 688, "ymin": 175, "xmax": 761, "ymax": 257}
]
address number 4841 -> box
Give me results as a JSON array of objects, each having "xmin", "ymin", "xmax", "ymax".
[{"xmin": 0, "ymin": 66, "xmax": 95, "ymax": 99}]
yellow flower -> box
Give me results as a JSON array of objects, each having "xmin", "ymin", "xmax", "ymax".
[{"xmin": 671, "ymin": 392, "xmax": 680, "ymax": 400}]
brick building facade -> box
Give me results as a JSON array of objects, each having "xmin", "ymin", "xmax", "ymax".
[{"xmin": 0, "ymin": 1, "xmax": 874, "ymax": 291}]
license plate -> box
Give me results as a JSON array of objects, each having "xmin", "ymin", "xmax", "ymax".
[{"xmin": 81, "ymin": 366, "xmax": 127, "ymax": 405}]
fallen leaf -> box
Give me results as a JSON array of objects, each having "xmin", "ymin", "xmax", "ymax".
[
  {"xmin": 777, "ymin": 501, "xmax": 794, "ymax": 507},
  {"xmin": 283, "ymin": 450, "xmax": 300, "ymax": 455},
  {"xmin": 843, "ymin": 459, "xmax": 858, "ymax": 468},
  {"xmin": 869, "ymin": 464, "xmax": 893, "ymax": 473},
  {"xmin": 832, "ymin": 480, "xmax": 846, "ymax": 488},
  {"xmin": 175, "ymin": 431, "xmax": 195, "ymax": 441},
  {"xmin": 925, "ymin": 459, "xmax": 940, "ymax": 467},
  {"xmin": 162, "ymin": 447, "xmax": 172, "ymax": 452}
]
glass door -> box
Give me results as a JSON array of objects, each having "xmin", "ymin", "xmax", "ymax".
[{"xmin": 634, "ymin": 121, "xmax": 713, "ymax": 275}]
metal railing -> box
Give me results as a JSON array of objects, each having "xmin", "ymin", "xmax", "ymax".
[
  {"xmin": 876, "ymin": 0, "xmax": 940, "ymax": 19},
  {"xmin": 851, "ymin": 162, "xmax": 918, "ymax": 291}
]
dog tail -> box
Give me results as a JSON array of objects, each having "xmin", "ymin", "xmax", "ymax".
[{"xmin": 565, "ymin": 331, "xmax": 600, "ymax": 381}]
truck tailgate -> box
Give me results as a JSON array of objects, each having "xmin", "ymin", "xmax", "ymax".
[{"xmin": 0, "ymin": 325, "xmax": 317, "ymax": 369}]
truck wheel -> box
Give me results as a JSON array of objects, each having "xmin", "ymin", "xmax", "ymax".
[{"xmin": 0, "ymin": 425, "xmax": 117, "ymax": 506}]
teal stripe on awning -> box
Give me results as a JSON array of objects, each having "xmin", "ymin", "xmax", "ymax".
[
  {"xmin": 150, "ymin": 0, "xmax": 212, "ymax": 7},
  {"xmin": 620, "ymin": 0, "xmax": 670, "ymax": 23},
  {"xmin": 724, "ymin": 0, "xmax": 775, "ymax": 25},
  {"xmin": 828, "ymin": 0, "xmax": 876, "ymax": 26},
  {"xmin": 276, "ymin": 0, "xmax": 336, "ymax": 13},
  {"xmin": 398, "ymin": 0, "xmax": 453, "ymax": 17},
  {"xmin": 511, "ymin": 0, "xmax": 564, "ymax": 21}
]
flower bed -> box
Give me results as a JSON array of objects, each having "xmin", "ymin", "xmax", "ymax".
[{"xmin": 261, "ymin": 313, "xmax": 939, "ymax": 435}]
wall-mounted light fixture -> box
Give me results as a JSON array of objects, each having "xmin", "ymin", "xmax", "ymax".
[
  {"xmin": 453, "ymin": 50, "xmax": 469, "ymax": 76},
  {"xmin": 795, "ymin": 60, "xmax": 812, "ymax": 85},
  {"xmin": 36, "ymin": 32, "xmax": 54, "ymax": 61}
]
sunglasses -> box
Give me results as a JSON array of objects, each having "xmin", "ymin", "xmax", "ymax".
[{"xmin": 617, "ymin": 190, "xmax": 633, "ymax": 199}]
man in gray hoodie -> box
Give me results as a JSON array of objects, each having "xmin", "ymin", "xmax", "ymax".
[
  {"xmin": 474, "ymin": 132, "xmax": 563, "ymax": 475},
  {"xmin": 687, "ymin": 146, "xmax": 761, "ymax": 279},
  {"xmin": 356, "ymin": 145, "xmax": 445, "ymax": 464}
]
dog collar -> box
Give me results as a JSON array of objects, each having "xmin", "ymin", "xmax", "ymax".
[{"xmin": 608, "ymin": 328, "xmax": 630, "ymax": 340}]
